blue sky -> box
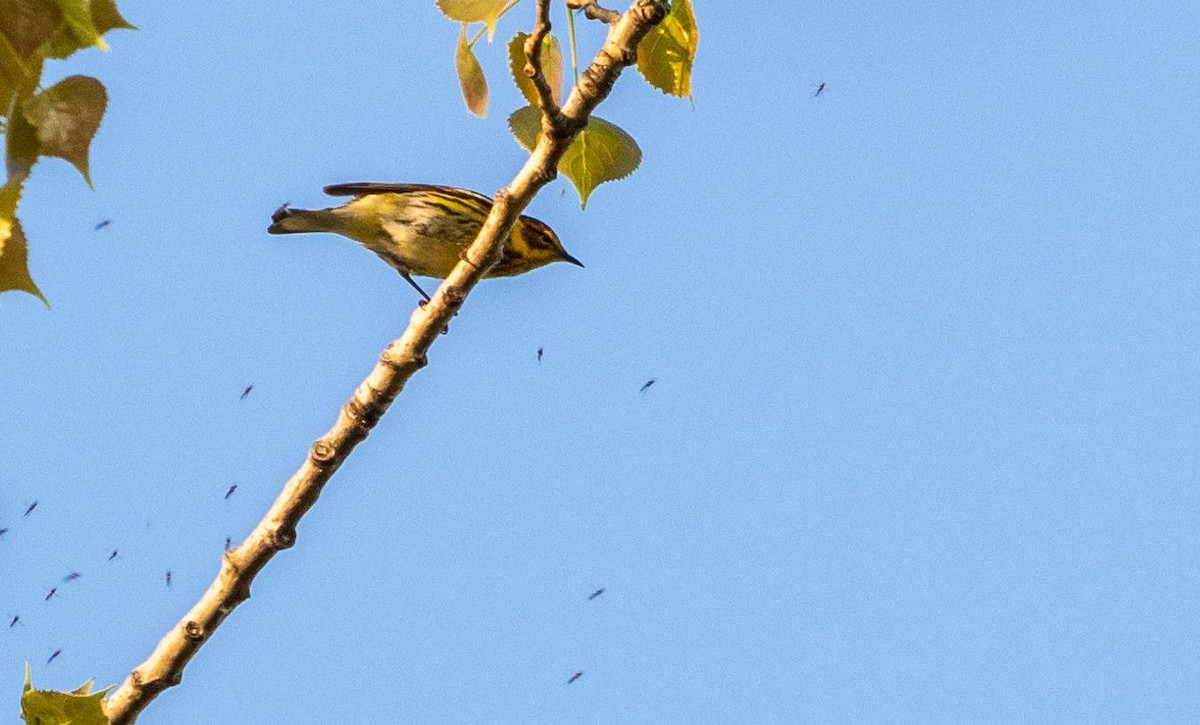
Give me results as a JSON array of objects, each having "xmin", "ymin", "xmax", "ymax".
[{"xmin": 3, "ymin": 1, "xmax": 1199, "ymax": 722}]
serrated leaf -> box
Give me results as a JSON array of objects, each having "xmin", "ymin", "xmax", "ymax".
[
  {"xmin": 637, "ymin": 0, "xmax": 698, "ymax": 99},
  {"xmin": 0, "ymin": 187, "xmax": 47, "ymax": 304},
  {"xmin": 21, "ymin": 75, "xmax": 107, "ymax": 185},
  {"xmin": 507, "ymin": 32, "xmax": 562, "ymax": 107},
  {"xmin": 455, "ymin": 25, "xmax": 488, "ymax": 118},
  {"xmin": 20, "ymin": 665, "xmax": 111, "ymax": 724},
  {"xmin": 436, "ymin": 0, "xmax": 506, "ymax": 41},
  {"xmin": 509, "ymin": 106, "xmax": 640, "ymax": 209}
]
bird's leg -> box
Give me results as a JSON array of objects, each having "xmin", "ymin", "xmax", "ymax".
[
  {"xmin": 401, "ymin": 271, "xmax": 453, "ymax": 335},
  {"xmin": 401, "ymin": 271, "xmax": 433, "ymax": 305}
]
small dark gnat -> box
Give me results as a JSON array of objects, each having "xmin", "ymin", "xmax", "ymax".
[
  {"xmin": 588, "ymin": 588, "xmax": 606, "ymax": 600},
  {"xmin": 240, "ymin": 385, "xmax": 254, "ymax": 401},
  {"xmin": 47, "ymin": 649, "xmax": 62, "ymax": 664},
  {"xmin": 639, "ymin": 379, "xmax": 656, "ymax": 394},
  {"xmin": 814, "ymin": 82, "xmax": 826, "ymax": 97},
  {"xmin": 62, "ymin": 572, "xmax": 82, "ymax": 583},
  {"xmin": 94, "ymin": 219, "xmax": 112, "ymax": 231},
  {"xmin": 225, "ymin": 484, "xmax": 238, "ymax": 500},
  {"xmin": 24, "ymin": 501, "xmax": 37, "ymax": 517},
  {"xmin": 44, "ymin": 587, "xmax": 57, "ymax": 601},
  {"xmin": 567, "ymin": 671, "xmax": 584, "ymax": 685}
]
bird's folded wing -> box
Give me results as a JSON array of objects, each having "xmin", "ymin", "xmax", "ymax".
[{"xmin": 323, "ymin": 182, "xmax": 493, "ymax": 207}]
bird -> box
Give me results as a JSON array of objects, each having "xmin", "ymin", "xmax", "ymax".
[
  {"xmin": 240, "ymin": 384, "xmax": 253, "ymax": 401},
  {"xmin": 94, "ymin": 219, "xmax": 112, "ymax": 230},
  {"xmin": 23, "ymin": 501, "xmax": 37, "ymax": 517},
  {"xmin": 639, "ymin": 379, "xmax": 656, "ymax": 394},
  {"xmin": 537, "ymin": 346, "xmax": 544, "ymax": 363},
  {"xmin": 814, "ymin": 81, "xmax": 826, "ymax": 97},
  {"xmin": 567, "ymin": 671, "xmax": 584, "ymax": 685},
  {"xmin": 588, "ymin": 587, "xmax": 606, "ymax": 600},
  {"xmin": 224, "ymin": 484, "xmax": 238, "ymax": 500},
  {"xmin": 268, "ymin": 183, "xmax": 583, "ymax": 302},
  {"xmin": 46, "ymin": 649, "xmax": 62, "ymax": 664},
  {"xmin": 62, "ymin": 572, "xmax": 82, "ymax": 583}
]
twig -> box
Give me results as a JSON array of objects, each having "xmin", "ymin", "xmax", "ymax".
[
  {"xmin": 101, "ymin": 1, "xmax": 669, "ymax": 723},
  {"xmin": 566, "ymin": 0, "xmax": 621, "ymax": 24},
  {"xmin": 525, "ymin": 0, "xmax": 565, "ymax": 130}
]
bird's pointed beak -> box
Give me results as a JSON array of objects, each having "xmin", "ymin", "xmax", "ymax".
[{"xmin": 559, "ymin": 250, "xmax": 585, "ymax": 268}]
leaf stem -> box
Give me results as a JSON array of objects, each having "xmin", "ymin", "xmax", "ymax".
[
  {"xmin": 566, "ymin": 3, "xmax": 580, "ymax": 84},
  {"xmin": 469, "ymin": 0, "xmax": 526, "ymax": 48}
]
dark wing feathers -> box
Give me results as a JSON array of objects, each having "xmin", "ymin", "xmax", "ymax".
[{"xmin": 323, "ymin": 182, "xmax": 494, "ymax": 206}]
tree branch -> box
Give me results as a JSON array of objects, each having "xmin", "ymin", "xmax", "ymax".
[
  {"xmin": 566, "ymin": 0, "xmax": 621, "ymax": 24},
  {"xmin": 524, "ymin": 0, "xmax": 564, "ymax": 129},
  {"xmin": 101, "ymin": 1, "xmax": 669, "ymax": 722}
]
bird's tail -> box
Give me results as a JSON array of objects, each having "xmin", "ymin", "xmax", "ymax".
[{"xmin": 267, "ymin": 205, "xmax": 336, "ymax": 234}]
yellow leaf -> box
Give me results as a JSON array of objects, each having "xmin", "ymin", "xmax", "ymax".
[
  {"xmin": 637, "ymin": 0, "xmax": 698, "ymax": 99},
  {"xmin": 0, "ymin": 205, "xmax": 47, "ymax": 305},
  {"xmin": 0, "ymin": 0, "xmax": 60, "ymax": 59},
  {"xmin": 507, "ymin": 32, "xmax": 562, "ymax": 107},
  {"xmin": 455, "ymin": 25, "xmax": 488, "ymax": 118},
  {"xmin": 21, "ymin": 75, "xmax": 107, "ymax": 186},
  {"xmin": 436, "ymin": 0, "xmax": 507, "ymax": 41},
  {"xmin": 509, "ymin": 106, "xmax": 640, "ymax": 209},
  {"xmin": 20, "ymin": 664, "xmax": 111, "ymax": 724},
  {"xmin": 42, "ymin": 0, "xmax": 109, "ymax": 58},
  {"xmin": 90, "ymin": 0, "xmax": 136, "ymax": 36},
  {"xmin": 6, "ymin": 91, "xmax": 42, "ymax": 181}
]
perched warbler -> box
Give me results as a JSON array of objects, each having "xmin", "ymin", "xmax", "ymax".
[{"xmin": 268, "ymin": 182, "xmax": 582, "ymax": 300}]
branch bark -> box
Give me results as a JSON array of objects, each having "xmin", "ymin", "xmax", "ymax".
[
  {"xmin": 102, "ymin": 1, "xmax": 669, "ymax": 722},
  {"xmin": 567, "ymin": 0, "xmax": 621, "ymax": 24},
  {"xmin": 524, "ymin": 0, "xmax": 564, "ymax": 127}
]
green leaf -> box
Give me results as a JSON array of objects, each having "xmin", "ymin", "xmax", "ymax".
[
  {"xmin": 507, "ymin": 32, "xmax": 562, "ymax": 107},
  {"xmin": 0, "ymin": 1, "xmax": 50, "ymax": 109},
  {"xmin": 0, "ymin": 32, "xmax": 35, "ymax": 116},
  {"xmin": 90, "ymin": 0, "xmax": 136, "ymax": 36},
  {"xmin": 509, "ymin": 105, "xmax": 640, "ymax": 209},
  {"xmin": 0, "ymin": 0, "xmax": 60, "ymax": 59},
  {"xmin": 21, "ymin": 663, "xmax": 111, "ymax": 724},
  {"xmin": 40, "ymin": 0, "xmax": 111, "ymax": 59},
  {"xmin": 21, "ymin": 75, "xmax": 107, "ymax": 185},
  {"xmin": 636, "ymin": 0, "xmax": 698, "ymax": 99},
  {"xmin": 0, "ymin": 183, "xmax": 47, "ymax": 305},
  {"xmin": 454, "ymin": 24, "xmax": 488, "ymax": 118},
  {"xmin": 435, "ymin": 0, "xmax": 507, "ymax": 41},
  {"xmin": 6, "ymin": 91, "xmax": 42, "ymax": 180}
]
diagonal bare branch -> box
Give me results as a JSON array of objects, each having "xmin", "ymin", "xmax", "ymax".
[{"xmin": 101, "ymin": 1, "xmax": 669, "ymax": 723}]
